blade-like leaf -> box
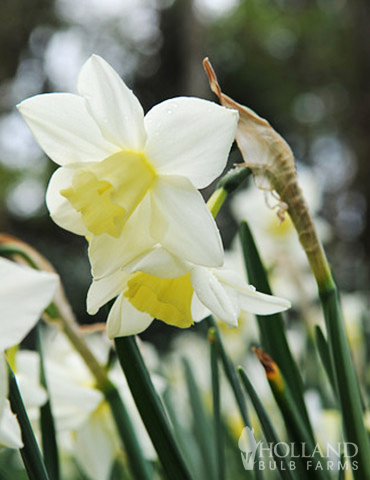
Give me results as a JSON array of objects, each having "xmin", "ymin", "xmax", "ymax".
[
  {"xmin": 209, "ymin": 327, "xmax": 225, "ymax": 480},
  {"xmin": 320, "ymin": 288, "xmax": 370, "ymax": 479},
  {"xmin": 314, "ymin": 325, "xmax": 337, "ymax": 397},
  {"xmin": 183, "ymin": 357, "xmax": 216, "ymax": 480},
  {"xmin": 115, "ymin": 336, "xmax": 193, "ymax": 480},
  {"xmin": 240, "ymin": 221, "xmax": 314, "ymax": 441},
  {"xmin": 36, "ymin": 323, "xmax": 60, "ymax": 480},
  {"xmin": 8, "ymin": 363, "xmax": 50, "ymax": 480},
  {"xmin": 238, "ymin": 367, "xmax": 295, "ymax": 480},
  {"xmin": 206, "ymin": 316, "xmax": 264, "ymax": 480}
]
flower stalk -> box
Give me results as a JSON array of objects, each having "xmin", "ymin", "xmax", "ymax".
[
  {"xmin": 204, "ymin": 57, "xmax": 370, "ymax": 479},
  {"xmin": 207, "ymin": 166, "xmax": 251, "ymax": 217}
]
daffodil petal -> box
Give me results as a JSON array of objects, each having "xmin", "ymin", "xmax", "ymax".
[
  {"xmin": 107, "ymin": 294, "xmax": 153, "ymax": 338},
  {"xmin": 87, "ymin": 269, "xmax": 126, "ymax": 315},
  {"xmin": 238, "ymin": 289, "xmax": 291, "ymax": 315},
  {"xmin": 0, "ymin": 258, "xmax": 59, "ymax": 352},
  {"xmin": 191, "ymin": 293, "xmax": 210, "ymax": 323},
  {"xmin": 46, "ymin": 166, "xmax": 89, "ymax": 236},
  {"xmin": 124, "ymin": 245, "xmax": 190, "ymax": 279},
  {"xmin": 144, "ymin": 97, "xmax": 238, "ymax": 188},
  {"xmin": 150, "ymin": 175, "xmax": 223, "ymax": 267},
  {"xmin": 78, "ymin": 55, "xmax": 147, "ymax": 151},
  {"xmin": 214, "ymin": 269, "xmax": 291, "ymax": 315},
  {"xmin": 0, "ymin": 356, "xmax": 7, "ymax": 427},
  {"xmin": 75, "ymin": 405, "xmax": 118, "ymax": 480},
  {"xmin": 190, "ymin": 267, "xmax": 239, "ymax": 326},
  {"xmin": 89, "ymin": 196, "xmax": 156, "ymax": 279},
  {"xmin": 0, "ymin": 400, "xmax": 23, "ymax": 449},
  {"xmin": 17, "ymin": 93, "xmax": 118, "ymax": 166}
]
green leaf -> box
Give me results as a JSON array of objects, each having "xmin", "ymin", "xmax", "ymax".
[
  {"xmin": 238, "ymin": 367, "xmax": 295, "ymax": 480},
  {"xmin": 239, "ymin": 221, "xmax": 315, "ymax": 441},
  {"xmin": 205, "ymin": 316, "xmax": 264, "ymax": 480},
  {"xmin": 183, "ymin": 357, "xmax": 216, "ymax": 480},
  {"xmin": 209, "ymin": 327, "xmax": 225, "ymax": 480},
  {"xmin": 115, "ymin": 336, "xmax": 193, "ymax": 480},
  {"xmin": 36, "ymin": 323, "xmax": 60, "ymax": 480},
  {"xmin": 7, "ymin": 363, "xmax": 50, "ymax": 480},
  {"xmin": 319, "ymin": 288, "xmax": 370, "ymax": 479},
  {"xmin": 314, "ymin": 325, "xmax": 337, "ymax": 398},
  {"xmin": 252, "ymin": 348, "xmax": 329, "ymax": 480},
  {"xmin": 103, "ymin": 382, "xmax": 152, "ymax": 480}
]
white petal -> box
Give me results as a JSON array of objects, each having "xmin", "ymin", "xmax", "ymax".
[
  {"xmin": 144, "ymin": 97, "xmax": 238, "ymax": 188},
  {"xmin": 78, "ymin": 55, "xmax": 147, "ymax": 151},
  {"xmin": 75, "ymin": 406, "xmax": 118, "ymax": 480},
  {"xmin": 215, "ymin": 269, "xmax": 291, "ymax": 315},
  {"xmin": 17, "ymin": 93, "xmax": 118, "ymax": 166},
  {"xmin": 191, "ymin": 293, "xmax": 210, "ymax": 323},
  {"xmin": 190, "ymin": 267, "xmax": 239, "ymax": 326},
  {"xmin": 46, "ymin": 166, "xmax": 89, "ymax": 236},
  {"xmin": 89, "ymin": 196, "xmax": 156, "ymax": 279},
  {"xmin": 107, "ymin": 294, "xmax": 153, "ymax": 338},
  {"xmin": 0, "ymin": 400, "xmax": 23, "ymax": 449},
  {"xmin": 0, "ymin": 258, "xmax": 59, "ymax": 351},
  {"xmin": 124, "ymin": 245, "xmax": 190, "ymax": 279},
  {"xmin": 238, "ymin": 289, "xmax": 291, "ymax": 315},
  {"xmin": 0, "ymin": 356, "xmax": 7, "ymax": 425},
  {"xmin": 150, "ymin": 175, "xmax": 223, "ymax": 267},
  {"xmin": 87, "ymin": 269, "xmax": 126, "ymax": 315}
]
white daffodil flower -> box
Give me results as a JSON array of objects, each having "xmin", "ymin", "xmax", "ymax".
[
  {"xmin": 0, "ymin": 257, "xmax": 58, "ymax": 448},
  {"xmin": 38, "ymin": 330, "xmax": 160, "ymax": 480},
  {"xmin": 87, "ymin": 246, "xmax": 291, "ymax": 338},
  {"xmin": 18, "ymin": 54, "xmax": 238, "ymax": 267}
]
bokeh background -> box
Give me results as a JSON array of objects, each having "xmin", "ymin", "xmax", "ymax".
[{"xmin": 0, "ymin": 0, "xmax": 369, "ymax": 338}]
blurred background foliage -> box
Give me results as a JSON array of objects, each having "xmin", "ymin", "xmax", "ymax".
[{"xmin": 0, "ymin": 0, "xmax": 369, "ymax": 333}]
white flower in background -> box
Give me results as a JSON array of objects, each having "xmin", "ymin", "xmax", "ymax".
[
  {"xmin": 39, "ymin": 330, "xmax": 160, "ymax": 480},
  {"xmin": 230, "ymin": 168, "xmax": 330, "ymax": 303},
  {"xmin": 18, "ymin": 54, "xmax": 238, "ymax": 268},
  {"xmin": 87, "ymin": 245, "xmax": 291, "ymax": 338},
  {"xmin": 0, "ymin": 257, "xmax": 58, "ymax": 448}
]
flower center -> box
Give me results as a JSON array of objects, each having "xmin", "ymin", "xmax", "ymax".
[
  {"xmin": 61, "ymin": 151, "xmax": 156, "ymax": 237},
  {"xmin": 124, "ymin": 272, "xmax": 194, "ymax": 328}
]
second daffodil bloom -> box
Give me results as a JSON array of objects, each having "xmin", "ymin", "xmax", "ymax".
[
  {"xmin": 87, "ymin": 246, "xmax": 291, "ymax": 338},
  {"xmin": 18, "ymin": 55, "xmax": 238, "ymax": 267},
  {"xmin": 0, "ymin": 257, "xmax": 58, "ymax": 448}
]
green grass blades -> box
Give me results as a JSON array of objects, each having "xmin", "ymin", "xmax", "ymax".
[
  {"xmin": 252, "ymin": 348, "xmax": 329, "ymax": 480},
  {"xmin": 319, "ymin": 288, "xmax": 370, "ymax": 479},
  {"xmin": 239, "ymin": 220, "xmax": 315, "ymax": 442},
  {"xmin": 238, "ymin": 366, "xmax": 295, "ymax": 480},
  {"xmin": 115, "ymin": 336, "xmax": 193, "ymax": 480}
]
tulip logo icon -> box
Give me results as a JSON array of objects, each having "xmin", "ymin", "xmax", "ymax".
[{"xmin": 238, "ymin": 427, "xmax": 260, "ymax": 470}]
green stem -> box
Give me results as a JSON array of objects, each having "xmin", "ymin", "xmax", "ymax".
[
  {"xmin": 207, "ymin": 166, "xmax": 251, "ymax": 217},
  {"xmin": 115, "ymin": 336, "xmax": 193, "ymax": 480},
  {"xmin": 8, "ymin": 364, "xmax": 50, "ymax": 480},
  {"xmin": 320, "ymin": 286, "xmax": 370, "ymax": 479}
]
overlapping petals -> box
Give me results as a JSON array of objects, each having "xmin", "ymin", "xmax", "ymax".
[
  {"xmin": 0, "ymin": 257, "xmax": 58, "ymax": 448},
  {"xmin": 87, "ymin": 246, "xmax": 290, "ymax": 337},
  {"xmin": 18, "ymin": 54, "xmax": 238, "ymax": 268}
]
